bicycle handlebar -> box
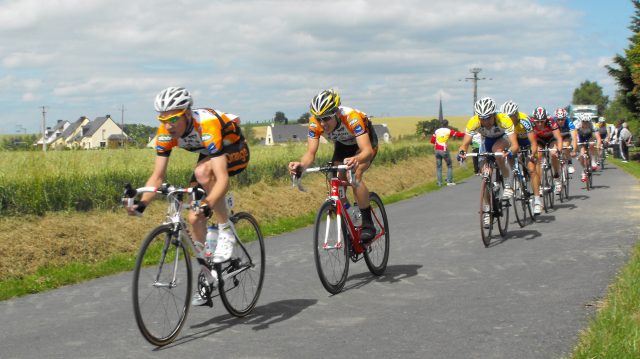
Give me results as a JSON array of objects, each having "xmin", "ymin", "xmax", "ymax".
[
  {"xmin": 292, "ymin": 164, "xmax": 357, "ymax": 192},
  {"xmin": 121, "ymin": 182, "xmax": 207, "ymax": 213},
  {"xmin": 464, "ymin": 152, "xmax": 505, "ymax": 158}
]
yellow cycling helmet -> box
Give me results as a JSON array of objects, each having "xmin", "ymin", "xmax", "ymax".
[{"xmin": 310, "ymin": 89, "xmax": 341, "ymax": 117}]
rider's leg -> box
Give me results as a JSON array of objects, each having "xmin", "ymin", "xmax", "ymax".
[
  {"xmin": 492, "ymin": 138, "xmax": 512, "ymax": 195},
  {"xmin": 352, "ymin": 160, "xmax": 377, "ymax": 241}
]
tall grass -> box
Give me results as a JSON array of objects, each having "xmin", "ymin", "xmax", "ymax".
[{"xmin": 3, "ymin": 140, "xmax": 433, "ymax": 215}]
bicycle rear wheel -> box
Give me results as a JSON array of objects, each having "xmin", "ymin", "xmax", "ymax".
[
  {"xmin": 132, "ymin": 225, "xmax": 192, "ymax": 346},
  {"xmin": 363, "ymin": 192, "xmax": 389, "ymax": 276},
  {"xmin": 219, "ymin": 212, "xmax": 265, "ymax": 317},
  {"xmin": 314, "ymin": 201, "xmax": 349, "ymax": 294},
  {"xmin": 479, "ymin": 178, "xmax": 493, "ymax": 247}
]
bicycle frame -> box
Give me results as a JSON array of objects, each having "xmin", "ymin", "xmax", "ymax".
[{"xmin": 294, "ymin": 165, "xmax": 385, "ymax": 256}]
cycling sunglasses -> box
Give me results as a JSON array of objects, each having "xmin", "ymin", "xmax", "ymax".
[
  {"xmin": 157, "ymin": 109, "xmax": 187, "ymax": 124},
  {"xmin": 317, "ymin": 114, "xmax": 336, "ymax": 123}
]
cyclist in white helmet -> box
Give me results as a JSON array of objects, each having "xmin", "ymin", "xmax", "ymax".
[
  {"xmin": 457, "ymin": 97, "xmax": 519, "ymax": 227},
  {"xmin": 126, "ymin": 86, "xmax": 250, "ymax": 306}
]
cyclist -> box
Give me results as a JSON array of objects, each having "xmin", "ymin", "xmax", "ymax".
[
  {"xmin": 576, "ymin": 113, "xmax": 603, "ymax": 181},
  {"xmin": 500, "ymin": 100, "xmax": 542, "ymax": 215},
  {"xmin": 531, "ymin": 107, "xmax": 564, "ymax": 198},
  {"xmin": 288, "ymin": 89, "xmax": 378, "ymax": 242},
  {"xmin": 553, "ymin": 108, "xmax": 578, "ymax": 175},
  {"xmin": 126, "ymin": 87, "xmax": 249, "ymax": 305},
  {"xmin": 457, "ymin": 97, "xmax": 518, "ymax": 227},
  {"xmin": 596, "ymin": 117, "xmax": 610, "ymax": 164}
]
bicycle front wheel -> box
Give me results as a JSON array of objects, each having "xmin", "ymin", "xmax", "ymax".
[
  {"xmin": 364, "ymin": 192, "xmax": 389, "ymax": 276},
  {"xmin": 132, "ymin": 224, "xmax": 192, "ymax": 347},
  {"xmin": 219, "ymin": 212, "xmax": 265, "ymax": 317},
  {"xmin": 495, "ymin": 173, "xmax": 508, "ymax": 237},
  {"xmin": 314, "ymin": 201, "xmax": 349, "ymax": 294},
  {"xmin": 512, "ymin": 175, "xmax": 527, "ymax": 228},
  {"xmin": 479, "ymin": 178, "xmax": 493, "ymax": 247},
  {"xmin": 541, "ymin": 166, "xmax": 552, "ymax": 212}
]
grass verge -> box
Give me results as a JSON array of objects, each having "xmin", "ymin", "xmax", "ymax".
[{"xmin": 568, "ymin": 158, "xmax": 640, "ymax": 359}]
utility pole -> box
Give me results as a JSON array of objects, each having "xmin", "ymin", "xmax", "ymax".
[
  {"xmin": 40, "ymin": 105, "xmax": 47, "ymax": 153},
  {"xmin": 119, "ymin": 104, "xmax": 126, "ymax": 148},
  {"xmin": 460, "ymin": 67, "xmax": 492, "ymax": 112}
]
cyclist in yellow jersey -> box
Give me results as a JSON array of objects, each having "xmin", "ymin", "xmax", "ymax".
[
  {"xmin": 458, "ymin": 97, "xmax": 519, "ymax": 199},
  {"xmin": 126, "ymin": 87, "xmax": 249, "ymax": 306},
  {"xmin": 500, "ymin": 100, "xmax": 542, "ymax": 214},
  {"xmin": 288, "ymin": 89, "xmax": 378, "ymax": 242}
]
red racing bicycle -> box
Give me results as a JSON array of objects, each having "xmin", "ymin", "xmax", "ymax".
[{"xmin": 293, "ymin": 164, "xmax": 390, "ymax": 294}]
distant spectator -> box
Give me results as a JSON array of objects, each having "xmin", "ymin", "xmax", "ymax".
[
  {"xmin": 431, "ymin": 120, "xmax": 464, "ymax": 186},
  {"xmin": 611, "ymin": 120, "xmax": 623, "ymax": 159},
  {"xmin": 619, "ymin": 122, "xmax": 633, "ymax": 163}
]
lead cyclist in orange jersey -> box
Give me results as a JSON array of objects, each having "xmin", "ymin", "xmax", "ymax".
[
  {"xmin": 288, "ymin": 89, "xmax": 378, "ymax": 242},
  {"xmin": 126, "ymin": 87, "xmax": 249, "ymax": 305}
]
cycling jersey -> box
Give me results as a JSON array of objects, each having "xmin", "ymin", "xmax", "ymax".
[
  {"xmin": 577, "ymin": 121, "xmax": 596, "ymax": 142},
  {"xmin": 308, "ymin": 106, "xmax": 377, "ymax": 147},
  {"xmin": 512, "ymin": 112, "xmax": 534, "ymax": 140},
  {"xmin": 431, "ymin": 127, "xmax": 464, "ymax": 151},
  {"xmin": 533, "ymin": 117, "xmax": 560, "ymax": 140},
  {"xmin": 155, "ymin": 108, "xmax": 243, "ymax": 157},
  {"xmin": 154, "ymin": 108, "xmax": 249, "ymax": 175},
  {"xmin": 465, "ymin": 112, "xmax": 515, "ymax": 139},
  {"xmin": 596, "ymin": 122, "xmax": 608, "ymax": 138},
  {"xmin": 554, "ymin": 117, "xmax": 576, "ymax": 136}
]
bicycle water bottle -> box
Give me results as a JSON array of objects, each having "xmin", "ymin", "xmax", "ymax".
[
  {"xmin": 349, "ymin": 202, "xmax": 362, "ymax": 227},
  {"xmin": 205, "ymin": 224, "xmax": 218, "ymax": 258}
]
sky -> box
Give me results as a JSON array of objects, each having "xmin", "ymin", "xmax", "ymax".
[{"xmin": 0, "ymin": 0, "xmax": 635, "ymax": 134}]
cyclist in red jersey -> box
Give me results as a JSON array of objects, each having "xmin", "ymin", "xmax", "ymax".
[
  {"xmin": 288, "ymin": 89, "xmax": 378, "ymax": 242},
  {"xmin": 531, "ymin": 107, "xmax": 564, "ymax": 199}
]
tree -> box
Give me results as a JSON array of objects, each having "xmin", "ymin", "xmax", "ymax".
[
  {"xmin": 606, "ymin": 0, "xmax": 640, "ymax": 118},
  {"xmin": 572, "ymin": 80, "xmax": 609, "ymax": 115},
  {"xmin": 603, "ymin": 93, "xmax": 634, "ymax": 122},
  {"xmin": 123, "ymin": 124, "xmax": 157, "ymax": 147},
  {"xmin": 273, "ymin": 111, "xmax": 288, "ymax": 125},
  {"xmin": 415, "ymin": 119, "xmax": 441, "ymax": 137},
  {"xmin": 297, "ymin": 112, "xmax": 311, "ymax": 124}
]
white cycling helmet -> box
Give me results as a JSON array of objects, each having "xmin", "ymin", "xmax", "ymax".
[
  {"xmin": 474, "ymin": 97, "xmax": 496, "ymax": 119},
  {"xmin": 500, "ymin": 100, "xmax": 519, "ymax": 116},
  {"xmin": 579, "ymin": 113, "xmax": 592, "ymax": 122},
  {"xmin": 598, "ymin": 116, "xmax": 606, "ymax": 123},
  {"xmin": 154, "ymin": 87, "xmax": 193, "ymax": 112}
]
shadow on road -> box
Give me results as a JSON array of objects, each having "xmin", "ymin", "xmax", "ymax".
[
  {"xmin": 486, "ymin": 228, "xmax": 543, "ymax": 247},
  {"xmin": 570, "ymin": 194, "xmax": 590, "ymax": 201},
  {"xmin": 533, "ymin": 214, "xmax": 556, "ymax": 224},
  {"xmin": 590, "ymin": 185, "xmax": 610, "ymax": 190},
  {"xmin": 553, "ymin": 203, "xmax": 577, "ymax": 210},
  {"xmin": 160, "ymin": 298, "xmax": 318, "ymax": 349},
  {"xmin": 340, "ymin": 264, "xmax": 423, "ymax": 294}
]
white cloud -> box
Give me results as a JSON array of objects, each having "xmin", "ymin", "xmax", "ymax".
[{"xmin": 0, "ymin": 0, "xmax": 626, "ymax": 132}]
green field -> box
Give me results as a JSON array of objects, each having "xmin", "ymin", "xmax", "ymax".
[{"xmin": 0, "ymin": 140, "xmax": 434, "ymax": 215}]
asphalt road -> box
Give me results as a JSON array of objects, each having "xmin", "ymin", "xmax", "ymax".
[{"xmin": 1, "ymin": 164, "xmax": 639, "ymax": 359}]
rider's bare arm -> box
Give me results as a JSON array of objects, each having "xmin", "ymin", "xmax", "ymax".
[{"xmin": 289, "ymin": 137, "xmax": 320, "ymax": 175}]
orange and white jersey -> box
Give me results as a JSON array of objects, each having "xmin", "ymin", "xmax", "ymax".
[
  {"xmin": 155, "ymin": 108, "xmax": 242, "ymax": 157},
  {"xmin": 308, "ymin": 106, "xmax": 369, "ymax": 146}
]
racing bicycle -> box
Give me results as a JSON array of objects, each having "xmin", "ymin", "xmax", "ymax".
[
  {"xmin": 465, "ymin": 152, "xmax": 509, "ymax": 247},
  {"xmin": 293, "ymin": 164, "xmax": 390, "ymax": 294},
  {"xmin": 123, "ymin": 183, "xmax": 265, "ymax": 346}
]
